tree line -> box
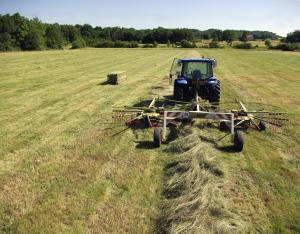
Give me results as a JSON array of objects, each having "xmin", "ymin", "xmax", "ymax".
[{"xmin": 0, "ymin": 13, "xmax": 297, "ymax": 51}]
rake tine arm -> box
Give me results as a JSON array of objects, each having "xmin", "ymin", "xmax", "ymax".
[
  {"xmin": 234, "ymin": 119, "xmax": 245, "ymax": 128},
  {"xmin": 250, "ymin": 119, "xmax": 260, "ymax": 130}
]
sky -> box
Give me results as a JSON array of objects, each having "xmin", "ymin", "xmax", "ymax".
[{"xmin": 0, "ymin": 0, "xmax": 299, "ymax": 36}]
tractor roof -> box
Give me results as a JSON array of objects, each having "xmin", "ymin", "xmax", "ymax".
[{"xmin": 180, "ymin": 58, "xmax": 215, "ymax": 63}]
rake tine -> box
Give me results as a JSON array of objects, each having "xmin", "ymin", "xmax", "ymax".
[
  {"xmin": 253, "ymin": 116, "xmax": 283, "ymax": 127},
  {"xmin": 250, "ymin": 119, "xmax": 260, "ymax": 130},
  {"xmin": 255, "ymin": 116, "xmax": 289, "ymax": 121},
  {"xmin": 111, "ymin": 127, "xmax": 130, "ymax": 137},
  {"xmin": 216, "ymin": 133, "xmax": 231, "ymax": 142}
]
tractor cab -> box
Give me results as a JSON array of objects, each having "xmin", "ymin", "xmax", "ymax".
[
  {"xmin": 170, "ymin": 58, "xmax": 217, "ymax": 81},
  {"xmin": 169, "ymin": 58, "xmax": 220, "ymax": 103}
]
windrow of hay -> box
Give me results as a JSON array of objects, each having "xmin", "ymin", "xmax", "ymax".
[{"xmin": 157, "ymin": 127, "xmax": 246, "ymax": 234}]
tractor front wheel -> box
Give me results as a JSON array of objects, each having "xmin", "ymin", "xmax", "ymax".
[
  {"xmin": 173, "ymin": 83, "xmax": 183, "ymax": 101},
  {"xmin": 208, "ymin": 82, "xmax": 220, "ymax": 104}
]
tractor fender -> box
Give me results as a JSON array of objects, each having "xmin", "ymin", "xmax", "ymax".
[
  {"xmin": 174, "ymin": 79, "xmax": 188, "ymax": 85},
  {"xmin": 207, "ymin": 77, "xmax": 220, "ymax": 86}
]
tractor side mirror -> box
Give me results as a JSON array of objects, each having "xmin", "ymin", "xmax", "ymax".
[{"xmin": 212, "ymin": 59, "xmax": 218, "ymax": 68}]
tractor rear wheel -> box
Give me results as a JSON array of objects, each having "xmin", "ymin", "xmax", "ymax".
[
  {"xmin": 153, "ymin": 128, "xmax": 163, "ymax": 148},
  {"xmin": 234, "ymin": 131, "xmax": 244, "ymax": 152},
  {"xmin": 209, "ymin": 82, "xmax": 220, "ymax": 104}
]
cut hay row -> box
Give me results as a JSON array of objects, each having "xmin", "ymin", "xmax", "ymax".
[{"xmin": 157, "ymin": 127, "xmax": 246, "ymax": 234}]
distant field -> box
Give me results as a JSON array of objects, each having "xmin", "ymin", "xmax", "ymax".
[{"xmin": 0, "ymin": 48, "xmax": 299, "ymax": 233}]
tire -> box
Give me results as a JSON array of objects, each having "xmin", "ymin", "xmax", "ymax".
[
  {"xmin": 153, "ymin": 128, "xmax": 162, "ymax": 148},
  {"xmin": 259, "ymin": 121, "xmax": 266, "ymax": 131},
  {"xmin": 234, "ymin": 131, "xmax": 244, "ymax": 152},
  {"xmin": 219, "ymin": 121, "xmax": 230, "ymax": 131},
  {"xmin": 208, "ymin": 82, "xmax": 220, "ymax": 104},
  {"xmin": 173, "ymin": 83, "xmax": 183, "ymax": 101}
]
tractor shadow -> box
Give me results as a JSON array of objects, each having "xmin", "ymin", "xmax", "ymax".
[
  {"xmin": 197, "ymin": 133, "xmax": 237, "ymax": 153},
  {"xmin": 195, "ymin": 122, "xmax": 239, "ymax": 153},
  {"xmin": 126, "ymin": 95, "xmax": 178, "ymax": 109},
  {"xmin": 132, "ymin": 99, "xmax": 152, "ymax": 108},
  {"xmin": 217, "ymin": 145, "xmax": 237, "ymax": 153},
  {"xmin": 162, "ymin": 95, "xmax": 177, "ymax": 106},
  {"xmin": 131, "ymin": 98, "xmax": 168, "ymax": 108},
  {"xmin": 135, "ymin": 140, "xmax": 155, "ymax": 149},
  {"xmin": 97, "ymin": 81, "xmax": 112, "ymax": 86},
  {"xmin": 97, "ymin": 81, "xmax": 115, "ymax": 85}
]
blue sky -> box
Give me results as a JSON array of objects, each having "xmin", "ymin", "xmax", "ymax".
[{"xmin": 0, "ymin": 0, "xmax": 299, "ymax": 36}]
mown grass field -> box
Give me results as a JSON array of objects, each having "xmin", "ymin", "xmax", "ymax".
[{"xmin": 0, "ymin": 48, "xmax": 299, "ymax": 233}]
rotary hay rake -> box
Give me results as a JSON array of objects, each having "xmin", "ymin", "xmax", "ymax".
[{"xmin": 112, "ymin": 96, "xmax": 288, "ymax": 152}]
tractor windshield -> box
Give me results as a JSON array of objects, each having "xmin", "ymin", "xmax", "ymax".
[{"xmin": 182, "ymin": 62, "xmax": 213, "ymax": 79}]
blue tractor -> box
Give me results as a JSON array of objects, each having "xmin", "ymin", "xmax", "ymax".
[{"xmin": 169, "ymin": 58, "xmax": 220, "ymax": 103}]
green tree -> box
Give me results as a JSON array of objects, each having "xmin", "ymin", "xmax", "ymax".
[
  {"xmin": 21, "ymin": 18, "xmax": 45, "ymax": 50},
  {"xmin": 240, "ymin": 31, "xmax": 248, "ymax": 42},
  {"xmin": 170, "ymin": 29, "xmax": 193, "ymax": 43},
  {"xmin": 265, "ymin": 39, "xmax": 272, "ymax": 48},
  {"xmin": 0, "ymin": 32, "xmax": 13, "ymax": 50},
  {"xmin": 71, "ymin": 36, "xmax": 86, "ymax": 49},
  {"xmin": 211, "ymin": 29, "xmax": 223, "ymax": 41},
  {"xmin": 79, "ymin": 24, "xmax": 96, "ymax": 46},
  {"xmin": 222, "ymin": 30, "xmax": 237, "ymax": 45},
  {"xmin": 180, "ymin": 39, "xmax": 197, "ymax": 48},
  {"xmin": 22, "ymin": 30, "xmax": 43, "ymax": 50},
  {"xmin": 167, "ymin": 40, "xmax": 171, "ymax": 47},
  {"xmin": 11, "ymin": 13, "xmax": 29, "ymax": 48},
  {"xmin": 45, "ymin": 24, "xmax": 64, "ymax": 49},
  {"xmin": 61, "ymin": 25, "xmax": 80, "ymax": 43},
  {"xmin": 286, "ymin": 30, "xmax": 300, "ymax": 43}
]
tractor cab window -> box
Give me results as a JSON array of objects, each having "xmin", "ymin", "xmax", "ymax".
[
  {"xmin": 170, "ymin": 58, "xmax": 182, "ymax": 77},
  {"xmin": 182, "ymin": 62, "xmax": 213, "ymax": 79}
]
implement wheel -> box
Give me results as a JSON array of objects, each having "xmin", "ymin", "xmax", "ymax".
[
  {"xmin": 259, "ymin": 121, "xmax": 266, "ymax": 131},
  {"xmin": 219, "ymin": 121, "xmax": 230, "ymax": 131},
  {"xmin": 153, "ymin": 128, "xmax": 163, "ymax": 148},
  {"xmin": 234, "ymin": 131, "xmax": 244, "ymax": 152}
]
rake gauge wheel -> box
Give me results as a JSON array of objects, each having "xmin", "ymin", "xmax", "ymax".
[
  {"xmin": 153, "ymin": 128, "xmax": 163, "ymax": 148},
  {"xmin": 234, "ymin": 131, "xmax": 244, "ymax": 152},
  {"xmin": 259, "ymin": 121, "xmax": 266, "ymax": 131},
  {"xmin": 219, "ymin": 121, "xmax": 230, "ymax": 131}
]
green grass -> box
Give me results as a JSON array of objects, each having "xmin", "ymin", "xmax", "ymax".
[{"xmin": 0, "ymin": 48, "xmax": 299, "ymax": 233}]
